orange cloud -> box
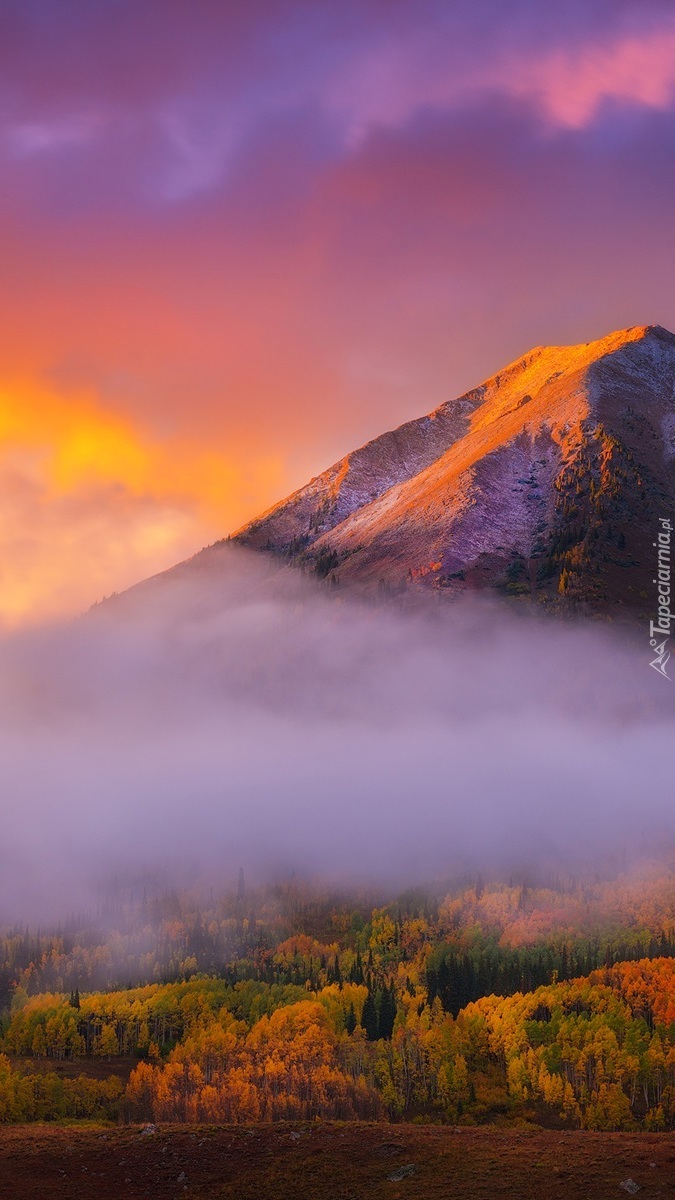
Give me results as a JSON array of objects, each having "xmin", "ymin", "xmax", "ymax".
[{"xmin": 0, "ymin": 380, "xmax": 284, "ymax": 625}]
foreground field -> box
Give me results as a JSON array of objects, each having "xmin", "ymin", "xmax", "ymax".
[{"xmin": 0, "ymin": 1123, "xmax": 674, "ymax": 1200}]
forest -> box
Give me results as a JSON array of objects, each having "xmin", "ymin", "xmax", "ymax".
[{"xmin": 0, "ymin": 865, "xmax": 674, "ymax": 1130}]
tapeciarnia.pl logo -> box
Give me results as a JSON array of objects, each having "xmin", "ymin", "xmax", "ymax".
[{"xmin": 649, "ymin": 517, "xmax": 672, "ymax": 679}]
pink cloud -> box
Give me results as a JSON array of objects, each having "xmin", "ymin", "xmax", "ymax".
[
  {"xmin": 506, "ymin": 21, "xmax": 675, "ymax": 128},
  {"xmin": 324, "ymin": 17, "xmax": 675, "ymax": 140}
]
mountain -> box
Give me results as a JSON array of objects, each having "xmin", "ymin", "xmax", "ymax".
[{"xmin": 233, "ymin": 324, "xmax": 675, "ymax": 616}]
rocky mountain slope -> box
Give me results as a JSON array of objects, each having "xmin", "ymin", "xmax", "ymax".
[{"xmin": 234, "ymin": 325, "xmax": 675, "ymax": 616}]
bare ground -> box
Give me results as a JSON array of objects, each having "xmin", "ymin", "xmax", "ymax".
[{"xmin": 0, "ymin": 1122, "xmax": 674, "ymax": 1200}]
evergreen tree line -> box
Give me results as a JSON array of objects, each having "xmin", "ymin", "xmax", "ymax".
[
  {"xmin": 426, "ymin": 934, "xmax": 675, "ymax": 1016},
  {"xmin": 349, "ymin": 984, "xmax": 396, "ymax": 1041}
]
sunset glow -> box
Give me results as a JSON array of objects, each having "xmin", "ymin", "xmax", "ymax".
[
  {"xmin": 4, "ymin": 1, "xmax": 675, "ymax": 620},
  {"xmin": 0, "ymin": 380, "xmax": 283, "ymax": 623}
]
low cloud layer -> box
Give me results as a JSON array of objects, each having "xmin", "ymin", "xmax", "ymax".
[{"xmin": 0, "ymin": 544, "xmax": 672, "ymax": 920}]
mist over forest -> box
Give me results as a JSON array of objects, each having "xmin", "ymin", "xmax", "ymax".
[{"xmin": 0, "ymin": 543, "xmax": 671, "ymax": 922}]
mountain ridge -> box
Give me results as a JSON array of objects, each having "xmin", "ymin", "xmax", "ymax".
[
  {"xmin": 233, "ymin": 324, "xmax": 673, "ymax": 547},
  {"xmin": 229, "ymin": 324, "xmax": 675, "ymax": 616}
]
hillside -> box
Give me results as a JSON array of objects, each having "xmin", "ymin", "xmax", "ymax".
[
  {"xmin": 1, "ymin": 868, "xmax": 675, "ymax": 1131},
  {"xmin": 2, "ymin": 955, "xmax": 675, "ymax": 1129}
]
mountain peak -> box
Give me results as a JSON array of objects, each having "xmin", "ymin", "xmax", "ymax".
[
  {"xmin": 517, "ymin": 323, "xmax": 675, "ymax": 367},
  {"xmin": 621, "ymin": 322, "xmax": 675, "ymax": 341},
  {"xmin": 233, "ymin": 325, "xmax": 675, "ymax": 616}
]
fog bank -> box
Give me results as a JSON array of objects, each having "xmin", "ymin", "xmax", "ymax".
[{"xmin": 0, "ymin": 544, "xmax": 672, "ymax": 919}]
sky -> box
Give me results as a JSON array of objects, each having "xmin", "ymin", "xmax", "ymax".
[{"xmin": 3, "ymin": 0, "xmax": 675, "ymax": 623}]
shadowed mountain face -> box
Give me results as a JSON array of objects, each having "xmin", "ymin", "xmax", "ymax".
[{"xmin": 234, "ymin": 325, "xmax": 675, "ymax": 616}]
